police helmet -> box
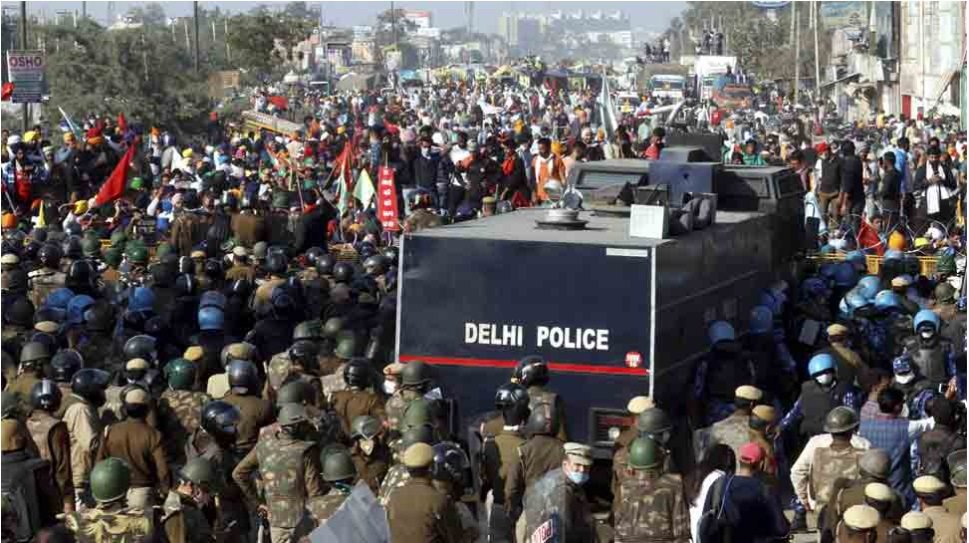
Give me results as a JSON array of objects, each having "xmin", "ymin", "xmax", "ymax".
[
  {"xmin": 127, "ymin": 287, "xmax": 155, "ymax": 314},
  {"xmin": 749, "ymin": 305, "xmax": 773, "ymax": 334},
  {"xmin": 708, "ymin": 321, "xmax": 736, "ymax": 345},
  {"xmin": 226, "ymin": 359, "xmax": 260, "ymax": 394},
  {"xmin": 351, "ymin": 415, "xmax": 382, "ymax": 440},
  {"xmin": 288, "ymin": 340, "xmax": 319, "ymax": 369},
  {"xmin": 322, "ymin": 446, "xmax": 357, "ymax": 482},
  {"xmin": 857, "ymin": 275, "xmax": 881, "ymax": 301},
  {"xmin": 123, "ymin": 335, "xmax": 157, "ymax": 364},
  {"xmin": 178, "ymin": 457, "xmax": 217, "ymax": 489},
  {"xmin": 178, "ymin": 256, "xmax": 195, "ymax": 275},
  {"xmin": 70, "ymin": 368, "xmax": 111, "ymax": 403},
  {"xmin": 343, "ymin": 358, "xmax": 372, "ymax": 389},
  {"xmin": 333, "ymin": 331, "xmax": 358, "ymax": 360},
  {"xmin": 164, "ymin": 358, "xmax": 197, "ymax": 390},
  {"xmin": 198, "ymin": 306, "xmax": 225, "ymax": 331},
  {"xmin": 431, "ymin": 441, "xmax": 471, "ymax": 490},
  {"xmin": 265, "ymin": 253, "xmax": 287, "ymax": 276},
  {"xmin": 525, "ymin": 401, "xmax": 560, "ymax": 437},
  {"xmin": 38, "ymin": 243, "xmax": 62, "ymax": 269},
  {"xmin": 823, "ymin": 406, "xmax": 860, "ymax": 434},
  {"xmin": 277, "ymin": 380, "xmax": 312, "ymax": 405},
  {"xmin": 80, "ymin": 237, "xmax": 101, "ymax": 258},
  {"xmin": 316, "ymin": 254, "xmax": 336, "ymax": 276},
  {"xmin": 380, "ymin": 247, "xmax": 398, "ymax": 267},
  {"xmin": 66, "ymin": 260, "xmax": 96, "ymax": 291},
  {"xmin": 304, "ymin": 247, "xmax": 324, "ymax": 266},
  {"xmin": 636, "ymin": 407, "xmax": 673, "ymax": 436},
  {"xmin": 514, "ymin": 355, "xmax": 549, "ymax": 388},
  {"xmin": 401, "ymin": 360, "xmax": 431, "ymax": 387},
  {"xmin": 200, "ymin": 400, "xmax": 240, "ymax": 441},
  {"xmin": 874, "ymin": 290, "xmax": 902, "ymax": 311},
  {"xmin": 90, "ymin": 457, "xmax": 131, "ymax": 503},
  {"xmin": 363, "ymin": 255, "xmax": 389, "ymax": 277},
  {"xmin": 293, "ymin": 321, "xmax": 322, "ymax": 342},
  {"xmin": 807, "ymin": 353, "xmax": 836, "ymax": 377},
  {"xmin": 913, "ymin": 309, "xmax": 940, "ymax": 333},
  {"xmin": 494, "ymin": 382, "xmax": 530, "ymax": 426},
  {"xmin": 5, "ymin": 297, "xmax": 35, "ymax": 327},
  {"xmin": 30, "ymin": 379, "xmax": 62, "ymax": 413},
  {"xmin": 66, "ymin": 294, "xmax": 96, "ymax": 326},
  {"xmin": 332, "ymin": 262, "xmax": 354, "ymax": 284},
  {"xmin": 19, "ymin": 341, "xmax": 50, "ymax": 366},
  {"xmin": 322, "ymin": 317, "xmax": 345, "ymax": 339},
  {"xmin": 50, "ymin": 349, "xmax": 83, "ymax": 382},
  {"xmin": 628, "ymin": 436, "xmax": 662, "ymax": 470}
]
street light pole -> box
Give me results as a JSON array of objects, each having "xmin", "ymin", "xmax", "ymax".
[
  {"xmin": 193, "ymin": 1, "xmax": 200, "ymax": 74},
  {"xmin": 794, "ymin": 0, "xmax": 800, "ymax": 106},
  {"xmin": 20, "ymin": 1, "xmax": 28, "ymax": 133}
]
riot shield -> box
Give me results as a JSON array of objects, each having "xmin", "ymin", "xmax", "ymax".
[{"xmin": 307, "ymin": 481, "xmax": 389, "ymax": 543}]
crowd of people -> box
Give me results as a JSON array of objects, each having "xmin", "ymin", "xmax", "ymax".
[{"xmin": 0, "ymin": 65, "xmax": 966, "ymax": 543}]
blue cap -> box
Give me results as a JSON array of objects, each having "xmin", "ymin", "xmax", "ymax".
[{"xmin": 708, "ymin": 321, "xmax": 736, "ymax": 345}]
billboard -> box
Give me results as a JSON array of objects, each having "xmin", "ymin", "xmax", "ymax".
[
  {"xmin": 819, "ymin": 1, "xmax": 867, "ymax": 29},
  {"xmin": 5, "ymin": 50, "xmax": 46, "ymax": 103}
]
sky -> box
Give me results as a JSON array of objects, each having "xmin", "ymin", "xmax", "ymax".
[{"xmin": 11, "ymin": 1, "xmax": 687, "ymax": 34}]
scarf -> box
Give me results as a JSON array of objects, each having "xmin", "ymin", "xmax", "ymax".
[{"xmin": 502, "ymin": 155, "xmax": 516, "ymax": 176}]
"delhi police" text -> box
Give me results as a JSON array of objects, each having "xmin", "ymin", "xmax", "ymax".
[{"xmin": 464, "ymin": 323, "xmax": 610, "ymax": 351}]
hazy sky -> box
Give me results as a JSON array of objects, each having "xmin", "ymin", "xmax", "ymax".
[{"xmin": 15, "ymin": 1, "xmax": 687, "ymax": 33}]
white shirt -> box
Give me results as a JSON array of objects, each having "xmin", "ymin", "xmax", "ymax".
[
  {"xmin": 790, "ymin": 433, "xmax": 872, "ymax": 510},
  {"xmin": 690, "ymin": 469, "xmax": 725, "ymax": 542}
]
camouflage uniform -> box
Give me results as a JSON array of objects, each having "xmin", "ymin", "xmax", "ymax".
[
  {"xmin": 696, "ymin": 409, "xmax": 749, "ymax": 468},
  {"xmin": 161, "ymin": 490, "xmax": 213, "ymax": 543},
  {"xmin": 64, "ymin": 502, "xmax": 153, "ymax": 542},
  {"xmin": 306, "ymin": 486, "xmax": 349, "ymax": 526},
  {"xmin": 158, "ymin": 389, "xmax": 212, "ymax": 465},
  {"xmin": 184, "ymin": 429, "xmax": 250, "ymax": 541},
  {"xmin": 318, "ymin": 365, "xmax": 348, "ymax": 403},
  {"xmin": 378, "ymin": 463, "xmax": 410, "ymax": 506},
  {"xmin": 613, "ymin": 469, "xmax": 690, "ymax": 542},
  {"xmin": 232, "ymin": 429, "xmax": 326, "ymax": 542},
  {"xmin": 384, "ymin": 388, "xmax": 422, "ymax": 434},
  {"xmin": 811, "ymin": 445, "xmax": 865, "ymax": 508},
  {"xmin": 266, "ymin": 354, "xmax": 324, "ymax": 408}
]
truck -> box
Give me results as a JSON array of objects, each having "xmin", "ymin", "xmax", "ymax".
[
  {"xmin": 648, "ymin": 74, "xmax": 688, "ymax": 101},
  {"xmin": 693, "ymin": 55, "xmax": 738, "ymax": 100},
  {"xmin": 636, "ymin": 63, "xmax": 690, "ymax": 98},
  {"xmin": 395, "ymin": 154, "xmax": 804, "ymax": 463}
]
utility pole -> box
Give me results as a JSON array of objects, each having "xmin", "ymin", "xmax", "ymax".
[
  {"xmin": 391, "ymin": 1, "xmax": 397, "ymax": 50},
  {"xmin": 793, "ymin": 0, "xmax": 800, "ymax": 106},
  {"xmin": 919, "ymin": 0, "xmax": 925, "ymax": 115},
  {"xmin": 211, "ymin": 19, "xmax": 216, "ymax": 42},
  {"xmin": 20, "ymin": 1, "xmax": 28, "ymax": 133},
  {"xmin": 193, "ymin": 1, "xmax": 200, "ymax": 74},
  {"xmin": 224, "ymin": 17, "xmax": 230, "ymax": 63},
  {"xmin": 184, "ymin": 19, "xmax": 190, "ymax": 52},
  {"xmin": 813, "ymin": 0, "xmax": 820, "ymax": 93},
  {"xmin": 81, "ymin": 1, "xmax": 86, "ymax": 20}
]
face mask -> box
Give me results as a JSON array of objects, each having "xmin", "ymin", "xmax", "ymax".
[
  {"xmin": 815, "ymin": 373, "xmax": 835, "ymax": 387},
  {"xmin": 895, "ymin": 372, "xmax": 915, "ymax": 385},
  {"xmin": 421, "ymin": 148, "xmax": 430, "ymax": 158},
  {"xmin": 359, "ymin": 438, "xmax": 375, "ymax": 456},
  {"xmin": 383, "ymin": 380, "xmax": 398, "ymax": 395},
  {"xmin": 566, "ymin": 469, "xmax": 589, "ymax": 486},
  {"xmin": 920, "ymin": 330, "xmax": 935, "ymax": 340}
]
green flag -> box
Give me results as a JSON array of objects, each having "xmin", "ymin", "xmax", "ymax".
[{"xmin": 353, "ymin": 169, "xmax": 376, "ymax": 210}]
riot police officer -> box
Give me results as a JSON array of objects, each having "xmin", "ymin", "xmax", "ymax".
[
  {"xmin": 2, "ymin": 418, "xmax": 58, "ymax": 540},
  {"xmin": 307, "ymin": 446, "xmax": 357, "ymax": 527},
  {"xmin": 330, "ymin": 358, "xmax": 386, "ymax": 435},
  {"xmin": 26, "ymin": 380, "xmax": 75, "ymax": 513},
  {"xmin": 505, "ymin": 401, "xmax": 565, "ymax": 525},
  {"xmin": 780, "ymin": 353, "xmax": 862, "ymax": 440},
  {"xmin": 514, "ymin": 355, "xmax": 568, "ymax": 441},
  {"xmin": 900, "ymin": 310, "xmax": 957, "ymax": 389},
  {"xmin": 481, "ymin": 382, "xmax": 530, "ymax": 542},
  {"xmin": 349, "ymin": 415, "xmax": 390, "ymax": 494},
  {"xmin": 158, "ymin": 358, "xmax": 212, "ymax": 465},
  {"xmin": 613, "ymin": 436, "xmax": 690, "ymax": 541},
  {"xmin": 8, "ymin": 341, "xmax": 51, "ymax": 402},
  {"xmin": 27, "ymin": 243, "xmax": 66, "ymax": 307},
  {"xmin": 691, "ymin": 321, "xmax": 757, "ymax": 427},
  {"xmin": 64, "ymin": 457, "xmax": 153, "ymax": 540},
  {"xmin": 161, "ymin": 457, "xmax": 217, "ymax": 543},
  {"xmin": 222, "ymin": 359, "xmax": 274, "ymax": 454}
]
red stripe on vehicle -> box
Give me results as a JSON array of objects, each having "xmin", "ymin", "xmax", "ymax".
[{"xmin": 398, "ymin": 355, "xmax": 649, "ymax": 376}]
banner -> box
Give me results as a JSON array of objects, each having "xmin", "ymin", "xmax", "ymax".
[
  {"xmin": 5, "ymin": 50, "xmax": 46, "ymax": 103},
  {"xmin": 376, "ymin": 166, "xmax": 400, "ymax": 232},
  {"xmin": 819, "ymin": 1, "xmax": 866, "ymax": 29}
]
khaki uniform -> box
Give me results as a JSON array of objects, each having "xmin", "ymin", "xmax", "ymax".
[
  {"xmin": 352, "ymin": 444, "xmax": 391, "ymax": 494},
  {"xmin": 96, "ymin": 418, "xmax": 171, "ymax": 502},
  {"xmin": 224, "ymin": 264, "xmax": 255, "ymax": 282},
  {"xmin": 27, "ymin": 267, "xmax": 66, "ymax": 307},
  {"xmin": 922, "ymin": 505, "xmax": 963, "ymax": 543},
  {"xmin": 230, "ymin": 212, "xmax": 267, "ymax": 247},
  {"xmin": 481, "ymin": 427, "xmax": 525, "ymax": 541},
  {"xmin": 63, "ymin": 397, "xmax": 102, "ymax": 489},
  {"xmin": 505, "ymin": 435, "xmax": 565, "ymax": 518},
  {"xmin": 161, "ymin": 490, "xmax": 213, "ymax": 543},
  {"xmin": 157, "ymin": 389, "xmax": 211, "ymax": 465},
  {"xmin": 232, "ymin": 429, "xmax": 326, "ymax": 542},
  {"xmin": 5, "ymin": 371, "xmax": 43, "ymax": 405},
  {"xmin": 614, "ymin": 470, "xmax": 690, "ymax": 542},
  {"xmin": 378, "ymin": 464, "xmax": 410, "ymax": 505},
  {"xmin": 943, "ymin": 489, "xmax": 966, "ymax": 515},
  {"xmin": 330, "ymin": 389, "xmax": 386, "ymax": 435},
  {"xmin": 222, "ymin": 392, "xmax": 274, "ymax": 453},
  {"xmin": 64, "ymin": 502, "xmax": 153, "ymax": 543},
  {"xmin": 386, "ymin": 475, "xmax": 463, "ymax": 543},
  {"xmin": 26, "ymin": 410, "xmax": 74, "ymax": 511}
]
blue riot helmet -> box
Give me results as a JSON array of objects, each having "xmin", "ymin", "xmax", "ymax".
[
  {"xmin": 198, "ymin": 306, "xmax": 225, "ymax": 332},
  {"xmin": 819, "ymin": 263, "xmax": 839, "ymax": 282},
  {"xmin": 832, "ymin": 262, "xmax": 859, "ymax": 289},
  {"xmin": 128, "ymin": 287, "xmax": 155, "ymax": 314},
  {"xmin": 856, "ymin": 276, "xmax": 881, "ymax": 301},
  {"xmin": 749, "ymin": 306, "xmax": 774, "ymax": 335},
  {"xmin": 44, "ymin": 288, "xmax": 76, "ymax": 320},
  {"xmin": 913, "ymin": 309, "xmax": 940, "ymax": 336},
  {"xmin": 801, "ymin": 277, "xmax": 830, "ymax": 300},
  {"xmin": 708, "ymin": 321, "xmax": 736, "ymax": 346},
  {"xmin": 883, "ymin": 249, "xmax": 904, "ymax": 261},
  {"xmin": 66, "ymin": 295, "xmax": 96, "ymax": 326},
  {"xmin": 807, "ymin": 353, "xmax": 836, "ymax": 377},
  {"xmin": 199, "ymin": 290, "xmax": 227, "ymax": 311},
  {"xmin": 845, "ymin": 250, "xmax": 867, "ymax": 272},
  {"xmin": 873, "ymin": 290, "xmax": 902, "ymax": 312},
  {"xmin": 841, "ymin": 289, "xmax": 870, "ymax": 319}
]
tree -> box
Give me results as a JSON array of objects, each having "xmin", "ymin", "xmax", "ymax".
[{"xmin": 227, "ymin": 6, "xmax": 314, "ymax": 80}]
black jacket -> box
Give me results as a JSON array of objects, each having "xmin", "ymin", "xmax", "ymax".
[
  {"xmin": 817, "ymin": 156, "xmax": 842, "ymax": 194},
  {"xmin": 880, "ymin": 167, "xmax": 902, "ymax": 201},
  {"xmin": 412, "ymin": 153, "xmax": 440, "ymax": 189}
]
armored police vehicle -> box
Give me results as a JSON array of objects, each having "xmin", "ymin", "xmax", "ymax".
[{"xmin": 395, "ymin": 154, "xmax": 804, "ymax": 460}]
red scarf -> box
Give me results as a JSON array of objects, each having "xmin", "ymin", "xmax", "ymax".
[{"xmin": 502, "ymin": 155, "xmax": 516, "ymax": 176}]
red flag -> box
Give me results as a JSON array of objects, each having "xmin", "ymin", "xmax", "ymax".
[
  {"xmin": 857, "ymin": 218, "xmax": 884, "ymax": 256},
  {"xmin": 94, "ymin": 144, "xmax": 137, "ymax": 206},
  {"xmin": 1, "ymin": 83, "xmax": 13, "ymax": 101},
  {"xmin": 376, "ymin": 166, "xmax": 400, "ymax": 232},
  {"xmin": 117, "ymin": 112, "xmax": 127, "ymax": 134}
]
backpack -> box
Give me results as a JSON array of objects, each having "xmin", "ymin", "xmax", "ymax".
[{"xmin": 697, "ymin": 474, "xmax": 734, "ymax": 543}]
